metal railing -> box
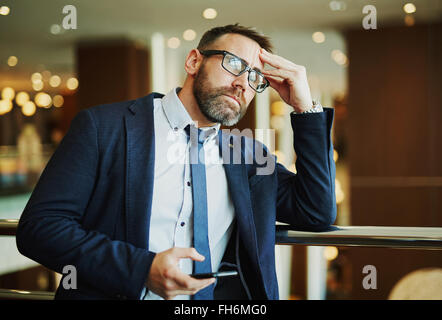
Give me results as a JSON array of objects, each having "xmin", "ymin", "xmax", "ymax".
[
  {"xmin": 1, "ymin": 219, "xmax": 442, "ymax": 299},
  {"xmin": 0, "ymin": 289, "xmax": 54, "ymax": 300},
  {"xmin": 275, "ymin": 224, "xmax": 442, "ymax": 250},
  {"xmin": 0, "ymin": 219, "xmax": 20, "ymax": 236}
]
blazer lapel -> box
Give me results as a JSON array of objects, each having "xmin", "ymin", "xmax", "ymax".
[
  {"xmin": 218, "ymin": 131, "xmax": 263, "ymax": 279},
  {"xmin": 124, "ymin": 93, "xmax": 163, "ymax": 249}
]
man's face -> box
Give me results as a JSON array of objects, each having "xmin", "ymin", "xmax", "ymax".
[{"xmin": 193, "ymin": 33, "xmax": 265, "ymax": 126}]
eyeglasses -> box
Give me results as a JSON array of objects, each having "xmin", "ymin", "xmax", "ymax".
[{"xmin": 199, "ymin": 50, "xmax": 269, "ymax": 93}]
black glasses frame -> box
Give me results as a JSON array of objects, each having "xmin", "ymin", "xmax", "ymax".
[{"xmin": 199, "ymin": 49, "xmax": 269, "ymax": 93}]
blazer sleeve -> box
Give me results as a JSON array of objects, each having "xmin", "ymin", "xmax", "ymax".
[
  {"xmin": 276, "ymin": 108, "xmax": 337, "ymax": 231},
  {"xmin": 16, "ymin": 109, "xmax": 155, "ymax": 299}
]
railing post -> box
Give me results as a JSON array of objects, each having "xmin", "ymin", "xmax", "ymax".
[{"xmin": 307, "ymin": 246, "xmax": 327, "ymax": 300}]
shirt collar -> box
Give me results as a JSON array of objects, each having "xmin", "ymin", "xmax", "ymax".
[{"xmin": 161, "ymin": 87, "xmax": 221, "ymax": 142}]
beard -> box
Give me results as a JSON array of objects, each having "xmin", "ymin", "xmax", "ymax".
[{"xmin": 193, "ymin": 62, "xmax": 248, "ymax": 127}]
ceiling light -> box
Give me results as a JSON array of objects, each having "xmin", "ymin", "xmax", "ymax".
[
  {"xmin": 16, "ymin": 92, "xmax": 30, "ymax": 106},
  {"xmin": 331, "ymin": 49, "xmax": 348, "ymax": 66},
  {"xmin": 403, "ymin": 3, "xmax": 416, "ymax": 14},
  {"xmin": 167, "ymin": 37, "xmax": 181, "ymax": 49},
  {"xmin": 49, "ymin": 75, "xmax": 61, "ymax": 87},
  {"xmin": 32, "ymin": 81, "xmax": 44, "ymax": 91},
  {"xmin": 329, "ymin": 1, "xmax": 346, "ymax": 11},
  {"xmin": 66, "ymin": 77, "xmax": 79, "ymax": 90},
  {"xmin": 50, "ymin": 24, "xmax": 61, "ymax": 35},
  {"xmin": 0, "ymin": 6, "xmax": 10, "ymax": 15},
  {"xmin": 35, "ymin": 92, "xmax": 52, "ymax": 108},
  {"xmin": 203, "ymin": 8, "xmax": 217, "ymax": 19},
  {"xmin": 53, "ymin": 95, "xmax": 64, "ymax": 108},
  {"xmin": 183, "ymin": 29, "xmax": 196, "ymax": 41},
  {"xmin": 31, "ymin": 72, "xmax": 42, "ymax": 83},
  {"xmin": 1, "ymin": 87, "xmax": 15, "ymax": 100},
  {"xmin": 312, "ymin": 32, "xmax": 326, "ymax": 44},
  {"xmin": 7, "ymin": 56, "xmax": 18, "ymax": 67},
  {"xmin": 22, "ymin": 101, "xmax": 36, "ymax": 116},
  {"xmin": 0, "ymin": 100, "xmax": 13, "ymax": 115}
]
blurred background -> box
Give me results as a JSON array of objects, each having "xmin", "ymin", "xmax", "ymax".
[{"xmin": 0, "ymin": 0, "xmax": 441, "ymax": 300}]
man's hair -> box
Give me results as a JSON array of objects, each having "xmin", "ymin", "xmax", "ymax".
[{"xmin": 197, "ymin": 23, "xmax": 273, "ymax": 53}]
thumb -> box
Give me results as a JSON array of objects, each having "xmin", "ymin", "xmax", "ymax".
[{"xmin": 173, "ymin": 247, "xmax": 205, "ymax": 262}]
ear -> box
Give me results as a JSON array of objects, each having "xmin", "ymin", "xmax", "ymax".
[{"xmin": 184, "ymin": 49, "xmax": 203, "ymax": 76}]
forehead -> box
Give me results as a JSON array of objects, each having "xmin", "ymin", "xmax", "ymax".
[{"xmin": 211, "ymin": 33, "xmax": 264, "ymax": 71}]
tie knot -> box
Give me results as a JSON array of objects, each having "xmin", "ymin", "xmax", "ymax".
[{"xmin": 184, "ymin": 124, "xmax": 205, "ymax": 145}]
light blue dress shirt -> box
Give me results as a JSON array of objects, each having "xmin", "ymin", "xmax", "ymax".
[{"xmin": 143, "ymin": 88, "xmax": 236, "ymax": 300}]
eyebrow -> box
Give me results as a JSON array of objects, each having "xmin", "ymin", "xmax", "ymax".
[{"xmin": 252, "ymin": 66, "xmax": 263, "ymax": 74}]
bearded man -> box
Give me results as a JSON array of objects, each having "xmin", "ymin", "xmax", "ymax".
[{"xmin": 17, "ymin": 24, "xmax": 336, "ymax": 300}]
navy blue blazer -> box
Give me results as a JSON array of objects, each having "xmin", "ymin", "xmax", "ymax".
[{"xmin": 16, "ymin": 92, "xmax": 336, "ymax": 300}]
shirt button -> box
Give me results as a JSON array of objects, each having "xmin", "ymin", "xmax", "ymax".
[
  {"xmin": 180, "ymin": 222, "xmax": 185, "ymax": 227},
  {"xmin": 187, "ymin": 181, "xmax": 191, "ymax": 187},
  {"xmin": 173, "ymin": 127, "xmax": 178, "ymax": 132}
]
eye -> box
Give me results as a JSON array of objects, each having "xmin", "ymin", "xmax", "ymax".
[{"xmin": 227, "ymin": 56, "xmax": 243, "ymax": 71}]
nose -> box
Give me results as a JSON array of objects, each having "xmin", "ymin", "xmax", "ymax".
[{"xmin": 231, "ymin": 70, "xmax": 249, "ymax": 93}]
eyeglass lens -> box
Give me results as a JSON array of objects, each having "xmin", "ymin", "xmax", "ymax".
[{"xmin": 223, "ymin": 53, "xmax": 267, "ymax": 92}]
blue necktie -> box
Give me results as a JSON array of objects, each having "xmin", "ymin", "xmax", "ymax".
[{"xmin": 185, "ymin": 124, "xmax": 214, "ymax": 300}]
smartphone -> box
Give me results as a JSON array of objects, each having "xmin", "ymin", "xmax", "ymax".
[{"xmin": 191, "ymin": 270, "xmax": 238, "ymax": 279}]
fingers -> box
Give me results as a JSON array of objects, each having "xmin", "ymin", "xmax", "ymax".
[
  {"xmin": 162, "ymin": 270, "xmax": 215, "ymax": 299},
  {"xmin": 163, "ymin": 281, "xmax": 214, "ymax": 300},
  {"xmin": 261, "ymin": 62, "xmax": 306, "ymax": 81},
  {"xmin": 261, "ymin": 68, "xmax": 293, "ymax": 80},
  {"xmin": 258, "ymin": 49, "xmax": 312, "ymax": 111},
  {"xmin": 260, "ymin": 49, "xmax": 307, "ymax": 80},
  {"xmin": 260, "ymin": 48, "xmax": 297, "ymax": 71},
  {"xmin": 173, "ymin": 273, "xmax": 215, "ymax": 292},
  {"xmin": 171, "ymin": 247, "xmax": 205, "ymax": 262},
  {"xmin": 164, "ymin": 247, "xmax": 214, "ymax": 297},
  {"xmin": 148, "ymin": 247, "xmax": 216, "ymax": 300}
]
